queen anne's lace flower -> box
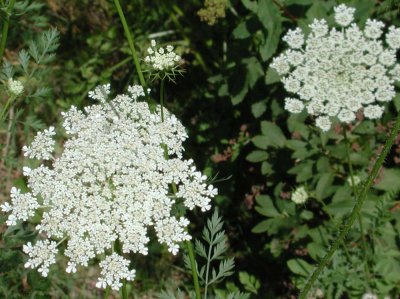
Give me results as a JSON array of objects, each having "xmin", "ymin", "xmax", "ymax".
[
  {"xmin": 7, "ymin": 78, "xmax": 24, "ymax": 96},
  {"xmin": 1, "ymin": 187, "xmax": 39, "ymax": 226},
  {"xmin": 2, "ymin": 85, "xmax": 217, "ymax": 289},
  {"xmin": 22, "ymin": 126, "xmax": 55, "ymax": 159},
  {"xmin": 144, "ymin": 40, "xmax": 181, "ymax": 71},
  {"xmin": 347, "ymin": 175, "xmax": 361, "ymax": 187},
  {"xmin": 291, "ymin": 186, "xmax": 308, "ymax": 204},
  {"xmin": 271, "ymin": 4, "xmax": 400, "ymax": 131},
  {"xmin": 23, "ymin": 240, "xmax": 58, "ymax": 277},
  {"xmin": 334, "ymin": 4, "xmax": 355, "ymax": 27},
  {"xmin": 362, "ymin": 294, "xmax": 378, "ymax": 299},
  {"xmin": 96, "ymin": 253, "xmax": 136, "ymax": 290}
]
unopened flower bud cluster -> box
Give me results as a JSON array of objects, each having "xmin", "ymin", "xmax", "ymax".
[
  {"xmin": 7, "ymin": 78, "xmax": 24, "ymax": 96},
  {"xmin": 271, "ymin": 4, "xmax": 400, "ymax": 131},
  {"xmin": 1, "ymin": 84, "xmax": 217, "ymax": 290},
  {"xmin": 291, "ymin": 186, "xmax": 308, "ymax": 204}
]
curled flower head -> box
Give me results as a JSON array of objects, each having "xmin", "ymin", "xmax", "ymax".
[
  {"xmin": 144, "ymin": 40, "xmax": 184, "ymax": 81},
  {"xmin": 2, "ymin": 85, "xmax": 217, "ymax": 289},
  {"xmin": 7, "ymin": 78, "xmax": 24, "ymax": 96},
  {"xmin": 271, "ymin": 4, "xmax": 400, "ymax": 131},
  {"xmin": 291, "ymin": 186, "xmax": 308, "ymax": 204}
]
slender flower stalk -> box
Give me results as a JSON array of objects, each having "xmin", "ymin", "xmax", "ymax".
[
  {"xmin": 187, "ymin": 240, "xmax": 202, "ymax": 299},
  {"xmin": 0, "ymin": 0, "xmax": 16, "ymax": 60},
  {"xmin": 299, "ymin": 113, "xmax": 400, "ymax": 298},
  {"xmin": 314, "ymin": 197, "xmax": 352, "ymax": 262},
  {"xmin": 159, "ymin": 78, "xmax": 201, "ymax": 299},
  {"xmin": 113, "ymin": 0, "xmax": 148, "ymax": 96},
  {"xmin": 104, "ymin": 287, "xmax": 110, "ymax": 299},
  {"xmin": 343, "ymin": 126, "xmax": 371, "ymax": 285}
]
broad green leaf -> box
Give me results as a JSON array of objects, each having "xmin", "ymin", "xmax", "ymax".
[
  {"xmin": 307, "ymin": 242, "xmax": 326, "ymax": 261},
  {"xmin": 287, "ymin": 259, "xmax": 313, "ymax": 277},
  {"xmin": 255, "ymin": 195, "xmax": 280, "ymax": 217},
  {"xmin": 300, "ymin": 210, "xmax": 313, "ymax": 220},
  {"xmin": 239, "ymin": 272, "xmax": 260, "ymax": 294},
  {"xmin": 282, "ymin": 0, "xmax": 314, "ymax": 5},
  {"xmin": 261, "ymin": 121, "xmax": 286, "ymax": 147},
  {"xmin": 265, "ymin": 67, "xmax": 280, "ymax": 85},
  {"xmin": 246, "ymin": 150, "xmax": 269, "ymax": 162},
  {"xmin": 251, "ymin": 101, "xmax": 267, "ymax": 118},
  {"xmin": 315, "ymin": 172, "xmax": 334, "ymax": 200},
  {"xmin": 288, "ymin": 161, "xmax": 314, "ymax": 182},
  {"xmin": 233, "ymin": 21, "xmax": 251, "ymax": 39},
  {"xmin": 252, "ymin": 135, "xmax": 270, "ymax": 149},
  {"xmin": 241, "ymin": 0, "xmax": 258, "ymax": 12},
  {"xmin": 261, "ymin": 161, "xmax": 273, "ymax": 175},
  {"xmin": 243, "ymin": 57, "xmax": 264, "ymax": 89},
  {"xmin": 374, "ymin": 168, "xmax": 400, "ymax": 192}
]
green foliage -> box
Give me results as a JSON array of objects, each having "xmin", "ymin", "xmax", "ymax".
[
  {"xmin": 1, "ymin": 0, "xmax": 400, "ymax": 298},
  {"xmin": 238, "ymin": 272, "xmax": 260, "ymax": 294},
  {"xmin": 186, "ymin": 210, "xmax": 235, "ymax": 295}
]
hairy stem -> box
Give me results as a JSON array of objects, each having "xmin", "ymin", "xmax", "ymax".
[
  {"xmin": 113, "ymin": 0, "xmax": 147, "ymax": 95},
  {"xmin": 343, "ymin": 125, "xmax": 371, "ymax": 286},
  {"xmin": 299, "ymin": 114, "xmax": 400, "ymax": 298},
  {"xmin": 316, "ymin": 197, "xmax": 352, "ymax": 262},
  {"xmin": 0, "ymin": 0, "xmax": 16, "ymax": 60},
  {"xmin": 159, "ymin": 79, "xmax": 201, "ymax": 299},
  {"xmin": 0, "ymin": 95, "xmax": 14, "ymax": 123}
]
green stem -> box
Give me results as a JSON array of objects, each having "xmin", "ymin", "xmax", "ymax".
[
  {"xmin": 114, "ymin": 240, "xmax": 130, "ymax": 299},
  {"xmin": 104, "ymin": 287, "xmax": 111, "ymax": 299},
  {"xmin": 343, "ymin": 125, "xmax": 371, "ymax": 285},
  {"xmin": 187, "ymin": 240, "xmax": 202, "ymax": 299},
  {"xmin": 299, "ymin": 114, "xmax": 400, "ymax": 298},
  {"xmin": 160, "ymin": 79, "xmax": 165, "ymax": 122},
  {"xmin": 159, "ymin": 80, "xmax": 201, "ymax": 299},
  {"xmin": 112, "ymin": 0, "xmax": 147, "ymax": 95},
  {"xmin": 0, "ymin": 95, "xmax": 15, "ymax": 123},
  {"xmin": 121, "ymin": 281, "xmax": 128, "ymax": 299},
  {"xmin": 0, "ymin": 0, "xmax": 16, "ymax": 60},
  {"xmin": 316, "ymin": 198, "xmax": 352, "ymax": 262},
  {"xmin": 203, "ymin": 233, "xmax": 213, "ymax": 299}
]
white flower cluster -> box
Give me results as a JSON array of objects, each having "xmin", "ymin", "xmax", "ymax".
[
  {"xmin": 96, "ymin": 253, "xmax": 136, "ymax": 290},
  {"xmin": 7, "ymin": 78, "xmax": 24, "ymax": 96},
  {"xmin": 362, "ymin": 294, "xmax": 391, "ymax": 299},
  {"xmin": 23, "ymin": 240, "xmax": 57, "ymax": 277},
  {"xmin": 271, "ymin": 4, "xmax": 400, "ymax": 131},
  {"xmin": 22, "ymin": 126, "xmax": 55, "ymax": 160},
  {"xmin": 144, "ymin": 40, "xmax": 181, "ymax": 71},
  {"xmin": 347, "ymin": 175, "xmax": 361, "ymax": 187},
  {"xmin": 1, "ymin": 85, "xmax": 217, "ymax": 289},
  {"xmin": 1, "ymin": 187, "xmax": 39, "ymax": 226},
  {"xmin": 291, "ymin": 186, "xmax": 308, "ymax": 204}
]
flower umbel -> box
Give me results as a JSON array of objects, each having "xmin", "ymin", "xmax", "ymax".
[
  {"xmin": 291, "ymin": 186, "xmax": 308, "ymax": 204},
  {"xmin": 144, "ymin": 40, "xmax": 184, "ymax": 81},
  {"xmin": 271, "ymin": 4, "xmax": 400, "ymax": 131},
  {"xmin": 2, "ymin": 85, "xmax": 217, "ymax": 289},
  {"xmin": 7, "ymin": 78, "xmax": 24, "ymax": 96}
]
